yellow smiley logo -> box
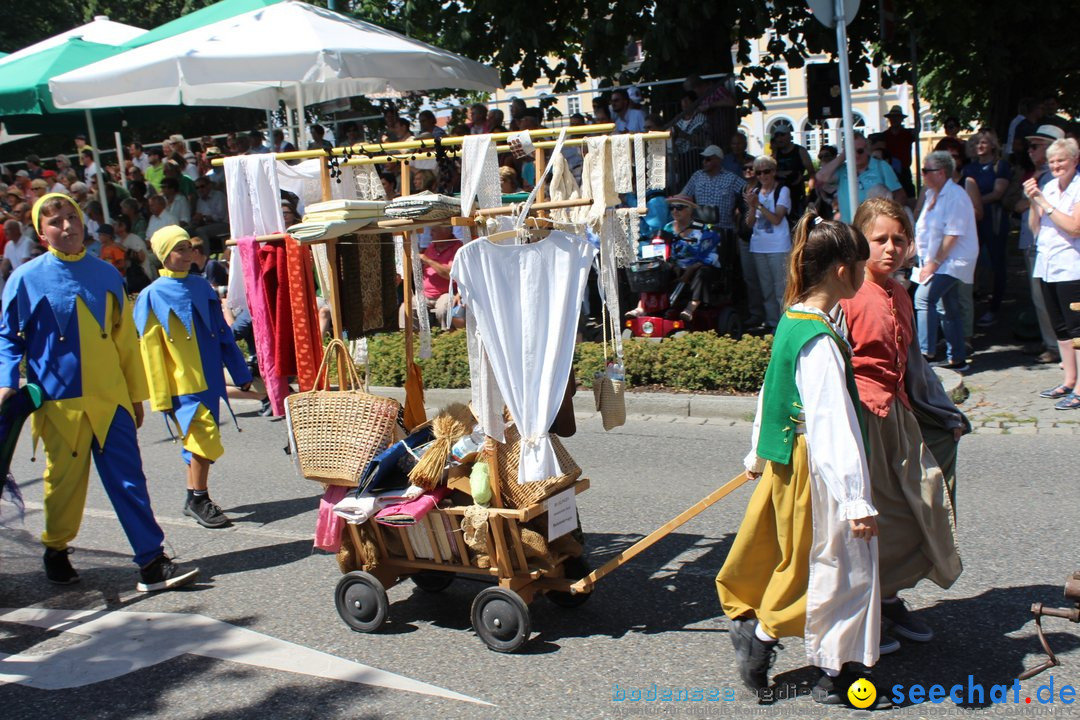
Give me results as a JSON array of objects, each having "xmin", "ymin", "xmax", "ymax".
[{"xmin": 847, "ymin": 677, "xmax": 877, "ymax": 708}]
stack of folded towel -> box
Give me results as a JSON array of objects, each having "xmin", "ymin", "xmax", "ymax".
[
  {"xmin": 384, "ymin": 191, "xmax": 461, "ymax": 221},
  {"xmin": 288, "ymin": 199, "xmax": 387, "ymax": 241}
]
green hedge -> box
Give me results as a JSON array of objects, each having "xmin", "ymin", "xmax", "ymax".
[{"xmin": 364, "ymin": 330, "xmax": 771, "ymax": 394}]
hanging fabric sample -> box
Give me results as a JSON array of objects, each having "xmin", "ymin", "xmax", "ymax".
[
  {"xmin": 285, "ymin": 234, "xmax": 324, "ymax": 392},
  {"xmin": 459, "ymin": 134, "xmax": 500, "ymax": 215},
  {"xmin": 451, "ymin": 232, "xmax": 597, "ymax": 483},
  {"xmin": 336, "ymin": 234, "xmax": 398, "ymax": 337},
  {"xmin": 259, "ymin": 241, "xmax": 296, "ymax": 377},
  {"xmin": 237, "ymin": 238, "xmax": 290, "ymax": 415}
]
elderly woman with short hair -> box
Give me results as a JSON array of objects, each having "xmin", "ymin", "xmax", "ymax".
[
  {"xmin": 913, "ymin": 151, "xmax": 980, "ymax": 370},
  {"xmin": 743, "ymin": 155, "xmax": 791, "ymax": 330},
  {"xmin": 1023, "ymin": 138, "xmax": 1080, "ymax": 409}
]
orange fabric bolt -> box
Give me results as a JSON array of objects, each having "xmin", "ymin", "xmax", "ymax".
[{"xmin": 284, "ymin": 234, "xmax": 324, "ymax": 391}]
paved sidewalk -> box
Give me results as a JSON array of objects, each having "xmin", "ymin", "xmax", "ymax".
[{"xmin": 955, "ymin": 340, "xmax": 1080, "ymax": 435}]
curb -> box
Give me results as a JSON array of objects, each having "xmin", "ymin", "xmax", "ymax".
[
  {"xmin": 373, "ymin": 368, "xmax": 964, "ymax": 423},
  {"xmin": 370, "ymin": 386, "xmax": 760, "ymax": 423}
]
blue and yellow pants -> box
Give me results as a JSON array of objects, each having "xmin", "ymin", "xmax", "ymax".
[{"xmin": 40, "ymin": 407, "xmax": 165, "ymax": 566}]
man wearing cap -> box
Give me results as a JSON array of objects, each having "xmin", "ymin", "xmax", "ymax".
[
  {"xmin": 1016, "ymin": 125, "xmax": 1066, "ymax": 363},
  {"xmin": 13, "ymin": 169, "xmax": 32, "ymax": 196},
  {"xmin": 29, "ymin": 179, "xmax": 49, "ymax": 203},
  {"xmin": 43, "ymin": 170, "xmax": 65, "ymax": 195},
  {"xmin": 681, "ymin": 145, "xmax": 746, "ymax": 231},
  {"xmin": 0, "ymin": 193, "xmax": 199, "ymax": 591},
  {"xmin": 816, "ymin": 131, "xmax": 905, "ymax": 222},
  {"xmin": 135, "ymin": 226, "xmax": 252, "ymax": 528},
  {"xmin": 144, "ymin": 147, "xmax": 166, "ymax": 193},
  {"xmin": 770, "ymin": 128, "xmax": 815, "ymax": 217},
  {"xmin": 883, "ymin": 105, "xmax": 916, "ymax": 195}
]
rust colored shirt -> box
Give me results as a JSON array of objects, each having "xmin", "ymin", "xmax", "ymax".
[{"xmin": 839, "ymin": 276, "xmax": 913, "ymax": 418}]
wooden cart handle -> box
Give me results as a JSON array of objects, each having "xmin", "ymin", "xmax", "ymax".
[{"xmin": 568, "ymin": 472, "xmax": 752, "ymax": 594}]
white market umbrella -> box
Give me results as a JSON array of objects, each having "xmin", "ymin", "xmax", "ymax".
[
  {"xmin": 49, "ymin": 1, "xmax": 500, "ymax": 116},
  {"xmin": 0, "ymin": 16, "xmax": 146, "ymax": 66}
]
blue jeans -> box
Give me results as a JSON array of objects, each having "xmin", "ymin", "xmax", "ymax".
[{"xmin": 915, "ymin": 273, "xmax": 965, "ymax": 362}]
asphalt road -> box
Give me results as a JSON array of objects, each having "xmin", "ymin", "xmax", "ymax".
[{"xmin": 1, "ymin": 403, "xmax": 1077, "ymax": 719}]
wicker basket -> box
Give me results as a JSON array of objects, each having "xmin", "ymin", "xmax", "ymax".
[
  {"xmin": 495, "ymin": 422, "xmax": 581, "ymax": 508},
  {"xmin": 592, "ymin": 372, "xmax": 626, "ymax": 431},
  {"xmin": 286, "ymin": 339, "xmax": 400, "ymax": 486}
]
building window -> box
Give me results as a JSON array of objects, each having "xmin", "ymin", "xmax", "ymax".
[
  {"xmin": 921, "ymin": 113, "xmax": 935, "ymax": 133},
  {"xmin": 769, "ymin": 69, "xmax": 789, "ymax": 98},
  {"xmin": 801, "ymin": 119, "xmax": 830, "ymax": 154},
  {"xmin": 567, "ymin": 95, "xmax": 581, "ymax": 116}
]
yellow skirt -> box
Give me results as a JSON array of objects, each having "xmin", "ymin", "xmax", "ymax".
[{"xmin": 716, "ymin": 434, "xmax": 813, "ymax": 639}]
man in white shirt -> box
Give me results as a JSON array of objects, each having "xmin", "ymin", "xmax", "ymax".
[
  {"xmin": 192, "ymin": 177, "xmax": 229, "ymax": 246},
  {"xmin": 160, "ymin": 177, "xmax": 192, "ymax": 226},
  {"xmin": 80, "ymin": 149, "xmax": 98, "ymax": 188},
  {"xmin": 129, "ymin": 142, "xmax": 150, "ymax": 174},
  {"xmin": 610, "ymin": 88, "xmax": 645, "ymax": 133},
  {"xmin": 146, "ymin": 195, "xmax": 181, "ymax": 240}
]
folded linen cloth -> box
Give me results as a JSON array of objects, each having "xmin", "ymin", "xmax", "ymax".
[
  {"xmin": 375, "ymin": 486, "xmax": 450, "ymax": 526},
  {"xmin": 305, "ymin": 199, "xmax": 387, "ymax": 215},
  {"xmin": 384, "ymin": 191, "xmax": 460, "ymax": 221},
  {"xmin": 287, "ymin": 218, "xmax": 372, "ymax": 242}
]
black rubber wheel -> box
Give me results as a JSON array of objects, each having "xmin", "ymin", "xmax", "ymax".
[
  {"xmin": 335, "ymin": 571, "xmax": 389, "ymax": 632},
  {"xmin": 546, "ymin": 555, "xmax": 592, "ymax": 608},
  {"xmin": 412, "ymin": 570, "xmax": 455, "ymax": 593},
  {"xmin": 470, "ymin": 587, "xmax": 531, "ymax": 652}
]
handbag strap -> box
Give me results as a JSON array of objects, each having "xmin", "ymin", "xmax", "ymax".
[{"xmin": 313, "ymin": 338, "xmax": 365, "ymax": 391}]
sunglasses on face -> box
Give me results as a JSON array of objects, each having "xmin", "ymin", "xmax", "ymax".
[
  {"xmin": 670, "ymin": 204, "xmax": 689, "ymax": 211},
  {"xmin": 742, "ymin": 166, "xmax": 754, "ymax": 172},
  {"xmin": 855, "ymin": 148, "xmax": 867, "ymax": 155},
  {"xmin": 756, "ymin": 169, "xmax": 774, "ymax": 176},
  {"xmin": 921, "ymin": 167, "xmax": 943, "ymax": 174}
]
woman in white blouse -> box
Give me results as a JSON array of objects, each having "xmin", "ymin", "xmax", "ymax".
[
  {"xmin": 1023, "ymin": 138, "xmax": 1080, "ymax": 410},
  {"xmin": 743, "ymin": 155, "xmax": 791, "ymax": 330},
  {"xmin": 913, "ymin": 151, "xmax": 979, "ymax": 370}
]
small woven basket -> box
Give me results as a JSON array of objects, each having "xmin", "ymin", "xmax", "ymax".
[
  {"xmin": 286, "ymin": 339, "xmax": 400, "ymax": 486},
  {"xmin": 593, "ymin": 372, "xmax": 626, "ymax": 431},
  {"xmin": 495, "ymin": 421, "xmax": 581, "ymax": 509}
]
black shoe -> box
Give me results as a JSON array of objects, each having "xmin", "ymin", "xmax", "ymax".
[
  {"xmin": 811, "ymin": 669, "xmax": 852, "ymax": 705},
  {"xmin": 733, "ymin": 619, "xmax": 779, "ymax": 693},
  {"xmin": 43, "ymin": 547, "xmax": 80, "ymax": 585},
  {"xmin": 136, "ymin": 555, "xmax": 199, "ymax": 593},
  {"xmin": 882, "ymin": 598, "xmax": 934, "ymax": 642},
  {"xmin": 259, "ymin": 396, "xmax": 272, "ymax": 416},
  {"xmin": 184, "ymin": 495, "xmax": 232, "ymax": 528},
  {"xmin": 842, "ymin": 665, "xmax": 893, "ymax": 710}
]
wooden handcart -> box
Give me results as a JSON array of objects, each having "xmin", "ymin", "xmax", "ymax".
[{"xmin": 220, "ymin": 126, "xmax": 753, "ymax": 652}]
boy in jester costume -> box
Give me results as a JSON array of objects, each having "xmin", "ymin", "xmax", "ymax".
[
  {"xmin": 135, "ymin": 226, "xmax": 252, "ymax": 529},
  {"xmin": 0, "ymin": 194, "xmax": 199, "ymax": 592}
]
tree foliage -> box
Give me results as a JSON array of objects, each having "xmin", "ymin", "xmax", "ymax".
[{"xmin": 5, "ymin": 0, "xmax": 1075, "ymax": 140}]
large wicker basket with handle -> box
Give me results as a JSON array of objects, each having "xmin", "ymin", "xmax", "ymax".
[
  {"xmin": 495, "ymin": 421, "xmax": 581, "ymax": 508},
  {"xmin": 285, "ymin": 339, "xmax": 400, "ymax": 486}
]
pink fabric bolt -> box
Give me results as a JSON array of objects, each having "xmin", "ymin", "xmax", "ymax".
[
  {"xmin": 375, "ymin": 486, "xmax": 450, "ymax": 526},
  {"xmin": 314, "ymin": 484, "xmax": 351, "ymax": 551},
  {"xmin": 237, "ymin": 237, "xmax": 290, "ymax": 415}
]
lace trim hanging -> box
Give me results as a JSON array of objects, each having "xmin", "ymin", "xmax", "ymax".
[
  {"xmin": 410, "ymin": 235, "xmax": 433, "ymax": 359},
  {"xmin": 646, "ymin": 138, "xmax": 667, "ymax": 191},
  {"xmin": 610, "ymin": 135, "xmax": 634, "ymax": 194}
]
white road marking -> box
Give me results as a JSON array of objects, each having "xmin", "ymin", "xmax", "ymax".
[{"xmin": 0, "ymin": 607, "xmax": 492, "ymax": 705}]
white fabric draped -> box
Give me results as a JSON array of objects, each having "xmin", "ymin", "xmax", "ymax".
[
  {"xmin": 224, "ymin": 155, "xmax": 283, "ymax": 314},
  {"xmin": 452, "ymin": 231, "xmax": 597, "ymax": 482},
  {"xmin": 459, "ymin": 134, "xmax": 500, "ymax": 216}
]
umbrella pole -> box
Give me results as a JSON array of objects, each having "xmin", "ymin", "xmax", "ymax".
[
  {"xmin": 294, "ymin": 83, "xmax": 307, "ymax": 151},
  {"xmin": 85, "ymin": 110, "xmax": 111, "ymax": 224},
  {"xmin": 114, "ymin": 131, "xmax": 127, "ymax": 191}
]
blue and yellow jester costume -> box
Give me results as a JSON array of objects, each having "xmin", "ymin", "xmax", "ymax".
[
  {"xmin": 134, "ymin": 227, "xmax": 252, "ymax": 467},
  {"xmin": 0, "ymin": 196, "xmax": 166, "ymax": 567}
]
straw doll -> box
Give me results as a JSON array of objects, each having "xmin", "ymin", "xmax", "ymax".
[{"xmin": 716, "ymin": 211, "xmax": 888, "ymax": 707}]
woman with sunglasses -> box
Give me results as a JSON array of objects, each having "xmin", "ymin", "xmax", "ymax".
[
  {"xmin": 912, "ymin": 151, "xmax": 979, "ymax": 370},
  {"xmin": 744, "ymin": 156, "xmax": 792, "ymax": 330}
]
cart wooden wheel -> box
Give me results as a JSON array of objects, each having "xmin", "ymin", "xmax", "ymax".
[
  {"xmin": 471, "ymin": 587, "xmax": 531, "ymax": 652},
  {"xmin": 412, "ymin": 570, "xmax": 455, "ymax": 593},
  {"xmin": 335, "ymin": 571, "xmax": 389, "ymax": 632},
  {"xmin": 546, "ymin": 555, "xmax": 592, "ymax": 608}
]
